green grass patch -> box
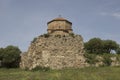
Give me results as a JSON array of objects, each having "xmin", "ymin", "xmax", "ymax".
[{"xmin": 0, "ymin": 67, "xmax": 120, "ymax": 80}]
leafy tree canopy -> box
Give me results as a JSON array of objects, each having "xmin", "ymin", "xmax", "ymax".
[
  {"xmin": 0, "ymin": 45, "xmax": 21, "ymax": 68},
  {"xmin": 85, "ymin": 38, "xmax": 119, "ymax": 54}
]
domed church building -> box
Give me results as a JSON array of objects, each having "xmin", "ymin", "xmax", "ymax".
[
  {"xmin": 20, "ymin": 17, "xmax": 87, "ymax": 70},
  {"xmin": 47, "ymin": 17, "xmax": 73, "ymax": 35}
]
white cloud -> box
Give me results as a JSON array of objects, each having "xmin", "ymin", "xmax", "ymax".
[
  {"xmin": 100, "ymin": 12, "xmax": 120, "ymax": 19},
  {"xmin": 112, "ymin": 12, "xmax": 120, "ymax": 18}
]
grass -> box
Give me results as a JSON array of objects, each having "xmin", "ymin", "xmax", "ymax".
[{"xmin": 0, "ymin": 67, "xmax": 120, "ymax": 80}]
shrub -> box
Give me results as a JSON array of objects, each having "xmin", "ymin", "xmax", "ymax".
[
  {"xmin": 101, "ymin": 54, "xmax": 112, "ymax": 66},
  {"xmin": 84, "ymin": 53, "xmax": 98, "ymax": 65},
  {"xmin": 55, "ymin": 34, "xmax": 61, "ymax": 38},
  {"xmin": 116, "ymin": 55, "xmax": 120, "ymax": 63},
  {"xmin": 43, "ymin": 33, "xmax": 50, "ymax": 38},
  {"xmin": 69, "ymin": 33, "xmax": 75, "ymax": 38},
  {"xmin": 31, "ymin": 37, "xmax": 37, "ymax": 43}
]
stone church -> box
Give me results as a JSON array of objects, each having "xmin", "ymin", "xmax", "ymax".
[
  {"xmin": 20, "ymin": 17, "xmax": 87, "ymax": 70},
  {"xmin": 47, "ymin": 17, "xmax": 73, "ymax": 35}
]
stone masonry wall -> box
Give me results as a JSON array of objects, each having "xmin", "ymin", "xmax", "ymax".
[{"xmin": 20, "ymin": 34, "xmax": 87, "ymax": 70}]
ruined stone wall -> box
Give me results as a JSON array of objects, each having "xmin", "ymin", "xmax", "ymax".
[{"xmin": 20, "ymin": 34, "xmax": 87, "ymax": 70}]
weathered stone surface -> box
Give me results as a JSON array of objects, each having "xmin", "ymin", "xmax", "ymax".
[
  {"xmin": 20, "ymin": 35, "xmax": 87, "ymax": 70},
  {"xmin": 111, "ymin": 57, "xmax": 120, "ymax": 66}
]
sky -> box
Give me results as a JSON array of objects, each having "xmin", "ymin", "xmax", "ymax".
[{"xmin": 0, "ymin": 0, "xmax": 120, "ymax": 52}]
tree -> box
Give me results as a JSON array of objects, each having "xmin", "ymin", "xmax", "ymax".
[
  {"xmin": 1, "ymin": 45, "xmax": 21, "ymax": 68},
  {"xmin": 84, "ymin": 38, "xmax": 103, "ymax": 54},
  {"xmin": 0, "ymin": 48, "xmax": 4, "ymax": 60},
  {"xmin": 103, "ymin": 40, "xmax": 119, "ymax": 53},
  {"xmin": 84, "ymin": 38, "xmax": 119, "ymax": 54},
  {"xmin": 116, "ymin": 45, "xmax": 120, "ymax": 54},
  {"xmin": 0, "ymin": 48, "xmax": 4, "ymax": 67}
]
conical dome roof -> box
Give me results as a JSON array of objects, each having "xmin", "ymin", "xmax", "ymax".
[{"xmin": 47, "ymin": 17, "xmax": 72, "ymax": 24}]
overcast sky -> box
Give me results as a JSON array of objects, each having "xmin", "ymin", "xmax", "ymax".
[{"xmin": 0, "ymin": 0, "xmax": 120, "ymax": 52}]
